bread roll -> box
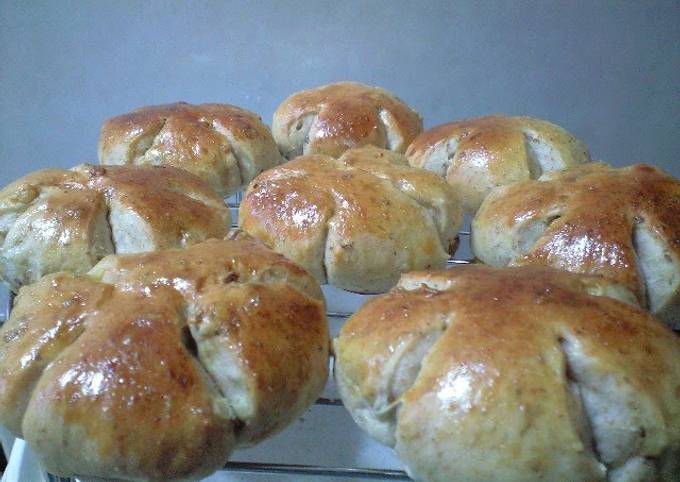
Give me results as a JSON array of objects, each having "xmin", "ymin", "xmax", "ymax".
[
  {"xmin": 98, "ymin": 102, "xmax": 284, "ymax": 196},
  {"xmin": 0, "ymin": 164, "xmax": 231, "ymax": 292},
  {"xmin": 406, "ymin": 115, "xmax": 590, "ymax": 213},
  {"xmin": 472, "ymin": 163, "xmax": 680, "ymax": 329},
  {"xmin": 273, "ymin": 82, "xmax": 423, "ymax": 159},
  {"xmin": 334, "ymin": 265, "xmax": 680, "ymax": 482},
  {"xmin": 0, "ymin": 235, "xmax": 328, "ymax": 481},
  {"xmin": 239, "ymin": 146, "xmax": 462, "ymax": 293}
]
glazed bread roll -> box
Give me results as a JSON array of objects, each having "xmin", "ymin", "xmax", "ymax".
[
  {"xmin": 239, "ymin": 146, "xmax": 462, "ymax": 293},
  {"xmin": 406, "ymin": 114, "xmax": 590, "ymax": 213},
  {"xmin": 273, "ymin": 81, "xmax": 423, "ymax": 159},
  {"xmin": 334, "ymin": 265, "xmax": 680, "ymax": 482},
  {"xmin": 0, "ymin": 164, "xmax": 231, "ymax": 292},
  {"xmin": 98, "ymin": 102, "xmax": 284, "ymax": 196},
  {"xmin": 472, "ymin": 163, "xmax": 680, "ymax": 329},
  {"xmin": 0, "ymin": 235, "xmax": 328, "ymax": 481}
]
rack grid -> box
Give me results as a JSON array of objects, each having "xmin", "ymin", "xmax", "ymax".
[{"xmin": 0, "ymin": 193, "xmax": 474, "ymax": 482}]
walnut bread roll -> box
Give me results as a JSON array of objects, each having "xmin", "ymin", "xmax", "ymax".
[
  {"xmin": 406, "ymin": 114, "xmax": 590, "ymax": 214},
  {"xmin": 472, "ymin": 163, "xmax": 680, "ymax": 329},
  {"xmin": 334, "ymin": 265, "xmax": 680, "ymax": 482},
  {"xmin": 239, "ymin": 146, "xmax": 463, "ymax": 293},
  {"xmin": 98, "ymin": 102, "xmax": 284, "ymax": 196},
  {"xmin": 273, "ymin": 81, "xmax": 423, "ymax": 159},
  {"xmin": 0, "ymin": 235, "xmax": 328, "ymax": 482},
  {"xmin": 0, "ymin": 164, "xmax": 231, "ymax": 292}
]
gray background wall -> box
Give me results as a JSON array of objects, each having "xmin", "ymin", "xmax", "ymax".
[{"xmin": 1, "ymin": 0, "xmax": 678, "ymax": 185}]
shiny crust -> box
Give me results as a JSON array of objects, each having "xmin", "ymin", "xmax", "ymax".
[
  {"xmin": 272, "ymin": 82, "xmax": 423, "ymax": 159},
  {"xmin": 98, "ymin": 102, "xmax": 284, "ymax": 196},
  {"xmin": 334, "ymin": 265, "xmax": 680, "ymax": 482},
  {"xmin": 0, "ymin": 237, "xmax": 328, "ymax": 481},
  {"xmin": 472, "ymin": 163, "xmax": 680, "ymax": 328},
  {"xmin": 406, "ymin": 115, "xmax": 590, "ymax": 213},
  {"xmin": 0, "ymin": 164, "xmax": 231, "ymax": 292},
  {"xmin": 239, "ymin": 146, "xmax": 463, "ymax": 293}
]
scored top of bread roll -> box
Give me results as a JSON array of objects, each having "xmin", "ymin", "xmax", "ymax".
[
  {"xmin": 0, "ymin": 164, "xmax": 231, "ymax": 291},
  {"xmin": 334, "ymin": 265, "xmax": 680, "ymax": 482},
  {"xmin": 472, "ymin": 162, "xmax": 680, "ymax": 329},
  {"xmin": 406, "ymin": 114, "xmax": 590, "ymax": 213},
  {"xmin": 239, "ymin": 145, "xmax": 462, "ymax": 293},
  {"xmin": 98, "ymin": 102, "xmax": 284, "ymax": 196},
  {"xmin": 273, "ymin": 81, "xmax": 423, "ymax": 159},
  {"xmin": 0, "ymin": 235, "xmax": 328, "ymax": 481}
]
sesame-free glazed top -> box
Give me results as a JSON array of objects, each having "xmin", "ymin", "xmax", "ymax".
[
  {"xmin": 273, "ymin": 82, "xmax": 423, "ymax": 159},
  {"xmin": 0, "ymin": 236, "xmax": 328, "ymax": 481},
  {"xmin": 472, "ymin": 163, "xmax": 680, "ymax": 328},
  {"xmin": 0, "ymin": 164, "xmax": 231, "ymax": 292},
  {"xmin": 334, "ymin": 265, "xmax": 680, "ymax": 482},
  {"xmin": 239, "ymin": 146, "xmax": 462, "ymax": 293},
  {"xmin": 406, "ymin": 114, "xmax": 590, "ymax": 213},
  {"xmin": 99, "ymin": 102, "xmax": 284, "ymax": 196}
]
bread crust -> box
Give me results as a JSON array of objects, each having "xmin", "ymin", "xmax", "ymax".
[
  {"xmin": 472, "ymin": 163, "xmax": 680, "ymax": 328},
  {"xmin": 406, "ymin": 115, "xmax": 590, "ymax": 213},
  {"xmin": 0, "ymin": 164, "xmax": 231, "ymax": 291},
  {"xmin": 98, "ymin": 102, "xmax": 284, "ymax": 196},
  {"xmin": 334, "ymin": 265, "xmax": 680, "ymax": 482},
  {"xmin": 0, "ymin": 236, "xmax": 328, "ymax": 481},
  {"xmin": 239, "ymin": 146, "xmax": 462, "ymax": 293},
  {"xmin": 273, "ymin": 82, "xmax": 423, "ymax": 159}
]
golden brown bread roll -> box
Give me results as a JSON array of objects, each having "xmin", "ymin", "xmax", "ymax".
[
  {"xmin": 472, "ymin": 163, "xmax": 680, "ymax": 329},
  {"xmin": 239, "ymin": 146, "xmax": 462, "ymax": 293},
  {"xmin": 273, "ymin": 82, "xmax": 423, "ymax": 159},
  {"xmin": 334, "ymin": 265, "xmax": 680, "ymax": 482},
  {"xmin": 98, "ymin": 102, "xmax": 284, "ymax": 196},
  {"xmin": 0, "ymin": 164, "xmax": 231, "ymax": 292},
  {"xmin": 0, "ymin": 235, "xmax": 328, "ymax": 481},
  {"xmin": 406, "ymin": 114, "xmax": 590, "ymax": 213}
]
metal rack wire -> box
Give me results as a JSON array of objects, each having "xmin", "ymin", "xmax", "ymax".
[{"xmin": 0, "ymin": 191, "xmax": 473, "ymax": 482}]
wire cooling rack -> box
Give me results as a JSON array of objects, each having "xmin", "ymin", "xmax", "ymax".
[{"xmin": 0, "ymin": 193, "xmax": 474, "ymax": 482}]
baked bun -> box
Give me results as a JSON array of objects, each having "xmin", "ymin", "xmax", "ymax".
[
  {"xmin": 334, "ymin": 265, "xmax": 680, "ymax": 482},
  {"xmin": 406, "ymin": 114, "xmax": 590, "ymax": 213},
  {"xmin": 0, "ymin": 164, "xmax": 231, "ymax": 292},
  {"xmin": 239, "ymin": 146, "xmax": 462, "ymax": 293},
  {"xmin": 98, "ymin": 102, "xmax": 284, "ymax": 196},
  {"xmin": 472, "ymin": 163, "xmax": 680, "ymax": 329},
  {"xmin": 273, "ymin": 82, "xmax": 423, "ymax": 159},
  {"xmin": 0, "ymin": 235, "xmax": 328, "ymax": 481}
]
